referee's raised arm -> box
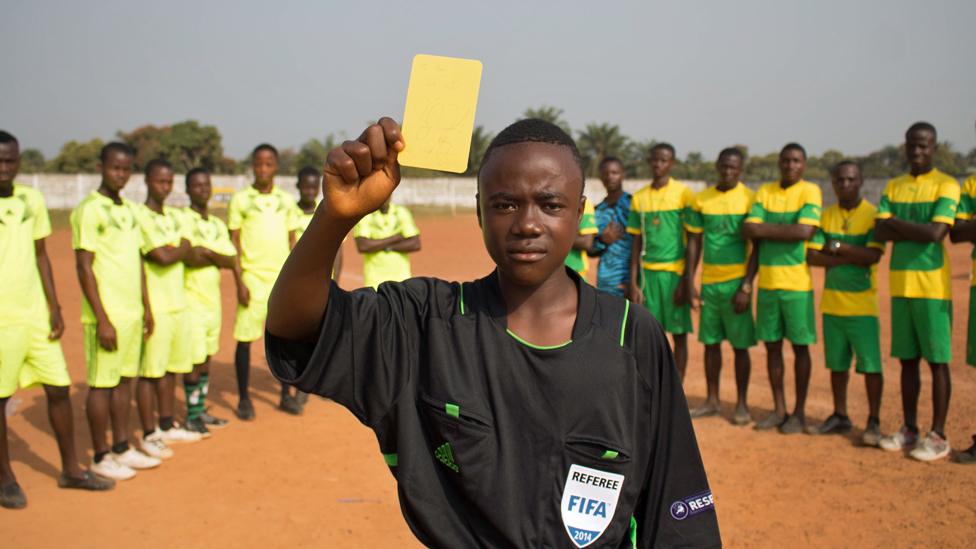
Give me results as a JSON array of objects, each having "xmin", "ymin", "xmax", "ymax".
[{"xmin": 267, "ymin": 117, "xmax": 404, "ymax": 341}]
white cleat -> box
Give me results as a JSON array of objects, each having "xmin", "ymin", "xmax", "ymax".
[
  {"xmin": 142, "ymin": 432, "xmax": 175, "ymax": 460},
  {"xmin": 91, "ymin": 455, "xmax": 137, "ymax": 481},
  {"xmin": 114, "ymin": 448, "xmax": 161, "ymax": 470},
  {"xmin": 158, "ymin": 424, "xmax": 203, "ymax": 444}
]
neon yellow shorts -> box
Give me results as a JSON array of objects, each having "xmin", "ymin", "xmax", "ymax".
[
  {"xmin": 234, "ymin": 270, "xmax": 274, "ymax": 343},
  {"xmin": 189, "ymin": 304, "xmax": 221, "ymax": 365},
  {"xmin": 85, "ymin": 318, "xmax": 143, "ymax": 388},
  {"xmin": 141, "ymin": 309, "xmax": 193, "ymax": 378},
  {"xmin": 0, "ymin": 322, "xmax": 71, "ymax": 398}
]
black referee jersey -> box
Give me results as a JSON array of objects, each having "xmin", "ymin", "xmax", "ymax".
[{"xmin": 267, "ymin": 269, "xmax": 721, "ymax": 548}]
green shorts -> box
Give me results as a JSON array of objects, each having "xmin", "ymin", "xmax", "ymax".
[
  {"xmin": 234, "ymin": 270, "xmax": 273, "ymax": 343},
  {"xmin": 640, "ymin": 269, "xmax": 692, "ymax": 335},
  {"xmin": 0, "ymin": 322, "xmax": 71, "ymax": 398},
  {"xmin": 756, "ymin": 289, "xmax": 816, "ymax": 345},
  {"xmin": 823, "ymin": 314, "xmax": 882, "ymax": 374},
  {"xmin": 141, "ymin": 309, "xmax": 193, "ymax": 378},
  {"xmin": 85, "ymin": 318, "xmax": 143, "ymax": 388},
  {"xmin": 698, "ymin": 279, "xmax": 756, "ymax": 349},
  {"xmin": 189, "ymin": 304, "xmax": 221, "ymax": 365},
  {"xmin": 891, "ymin": 297, "xmax": 951, "ymax": 364},
  {"xmin": 968, "ymin": 287, "xmax": 976, "ymax": 366}
]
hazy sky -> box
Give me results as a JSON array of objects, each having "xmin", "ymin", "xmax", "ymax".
[{"xmin": 2, "ymin": 0, "xmax": 974, "ymax": 160}]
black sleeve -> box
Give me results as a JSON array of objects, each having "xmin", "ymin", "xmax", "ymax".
[
  {"xmin": 265, "ymin": 278, "xmax": 437, "ymax": 428},
  {"xmin": 633, "ymin": 319, "xmax": 722, "ymax": 548}
]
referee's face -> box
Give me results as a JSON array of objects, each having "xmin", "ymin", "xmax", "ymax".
[{"xmin": 477, "ymin": 142, "xmax": 584, "ymax": 286}]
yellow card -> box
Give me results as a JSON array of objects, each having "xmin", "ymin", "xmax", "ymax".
[{"xmin": 399, "ymin": 54, "xmax": 483, "ymax": 173}]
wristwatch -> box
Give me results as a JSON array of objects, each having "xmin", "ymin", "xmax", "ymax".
[
  {"xmin": 829, "ymin": 239, "xmax": 842, "ymax": 254},
  {"xmin": 739, "ymin": 281, "xmax": 752, "ymax": 294}
]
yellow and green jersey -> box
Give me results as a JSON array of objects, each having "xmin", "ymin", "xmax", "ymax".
[
  {"xmin": 137, "ymin": 205, "xmax": 187, "ymax": 314},
  {"xmin": 626, "ymin": 178, "xmax": 694, "ymax": 275},
  {"xmin": 227, "ymin": 185, "xmax": 298, "ymax": 280},
  {"xmin": 292, "ymin": 201, "xmax": 318, "ymax": 241},
  {"xmin": 0, "ymin": 184, "xmax": 52, "ymax": 327},
  {"xmin": 955, "ymin": 176, "xmax": 976, "ymax": 286},
  {"xmin": 181, "ymin": 207, "xmax": 236, "ymax": 311},
  {"xmin": 684, "ymin": 182, "xmax": 754, "ymax": 285},
  {"xmin": 812, "ymin": 200, "xmax": 884, "ymax": 316},
  {"xmin": 877, "ymin": 169, "xmax": 959, "ymax": 300},
  {"xmin": 745, "ymin": 180, "xmax": 822, "ymax": 291},
  {"xmin": 564, "ymin": 199, "xmax": 598, "ymax": 276},
  {"xmin": 70, "ymin": 190, "xmax": 144, "ymax": 323},
  {"xmin": 353, "ymin": 203, "xmax": 420, "ymax": 289}
]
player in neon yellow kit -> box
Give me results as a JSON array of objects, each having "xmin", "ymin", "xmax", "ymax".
[
  {"xmin": 228, "ymin": 144, "xmax": 301, "ymax": 419},
  {"xmin": 181, "ymin": 168, "xmax": 237, "ymax": 435},
  {"xmin": 353, "ymin": 198, "xmax": 421, "ymax": 289},
  {"xmin": 135, "ymin": 159, "xmax": 202, "ymax": 455},
  {"xmin": 72, "ymin": 142, "xmax": 161, "ymax": 480},
  {"xmin": 807, "ymin": 161, "xmax": 884, "ymax": 444},
  {"xmin": 0, "ymin": 131, "xmax": 114, "ymax": 509}
]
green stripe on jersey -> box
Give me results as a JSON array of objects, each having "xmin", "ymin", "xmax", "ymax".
[
  {"xmin": 823, "ymin": 231, "xmax": 873, "ymax": 292},
  {"xmin": 445, "ymin": 403, "xmax": 460, "ymax": 418},
  {"xmin": 383, "ymin": 453, "xmax": 398, "ymax": 466},
  {"xmin": 701, "ymin": 213, "xmax": 748, "ymax": 266},
  {"xmin": 631, "ymin": 209, "xmax": 686, "ymax": 263},
  {"xmin": 758, "ymin": 239, "xmax": 806, "ymax": 267}
]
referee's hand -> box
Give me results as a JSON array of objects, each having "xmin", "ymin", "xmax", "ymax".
[{"xmin": 323, "ymin": 117, "xmax": 404, "ymax": 224}]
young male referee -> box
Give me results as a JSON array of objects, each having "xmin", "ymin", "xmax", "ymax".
[{"xmin": 265, "ymin": 118, "xmax": 720, "ymax": 548}]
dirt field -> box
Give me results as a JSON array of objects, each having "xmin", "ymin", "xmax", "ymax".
[{"xmin": 3, "ymin": 211, "xmax": 976, "ymax": 548}]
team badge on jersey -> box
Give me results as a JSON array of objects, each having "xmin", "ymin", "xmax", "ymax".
[{"xmin": 560, "ymin": 464, "xmax": 624, "ymax": 548}]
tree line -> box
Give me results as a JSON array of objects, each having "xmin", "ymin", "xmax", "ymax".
[{"xmin": 19, "ymin": 107, "xmax": 976, "ymax": 181}]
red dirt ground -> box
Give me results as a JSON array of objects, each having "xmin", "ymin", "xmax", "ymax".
[{"xmin": 3, "ymin": 212, "xmax": 975, "ymax": 548}]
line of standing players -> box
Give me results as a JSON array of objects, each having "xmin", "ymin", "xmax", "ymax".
[{"xmin": 568, "ymin": 121, "xmax": 976, "ymax": 465}]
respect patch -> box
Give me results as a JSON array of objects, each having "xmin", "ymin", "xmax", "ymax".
[{"xmin": 669, "ymin": 490, "xmax": 715, "ymax": 521}]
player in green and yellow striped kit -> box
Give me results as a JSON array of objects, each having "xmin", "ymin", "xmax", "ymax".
[
  {"xmin": 807, "ymin": 161, "xmax": 884, "ymax": 445},
  {"xmin": 684, "ymin": 147, "xmax": 758, "ymax": 425},
  {"xmin": 228, "ymin": 144, "xmax": 301, "ymax": 419},
  {"xmin": 951, "ymin": 173, "xmax": 976, "ymax": 464},
  {"xmin": 875, "ymin": 122, "xmax": 958, "ymax": 462},
  {"xmin": 564, "ymin": 199, "xmax": 597, "ymax": 279},
  {"xmin": 742, "ymin": 143, "xmax": 822, "ymax": 434},
  {"xmin": 627, "ymin": 143, "xmax": 695, "ymax": 379},
  {"xmin": 180, "ymin": 168, "xmax": 236, "ymax": 435}
]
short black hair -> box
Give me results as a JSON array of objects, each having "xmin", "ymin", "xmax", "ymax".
[
  {"xmin": 100, "ymin": 141, "xmax": 135, "ymax": 163},
  {"xmin": 297, "ymin": 166, "xmax": 321, "ymax": 183},
  {"xmin": 479, "ymin": 118, "xmax": 584, "ymax": 183},
  {"xmin": 780, "ymin": 142, "xmax": 806, "ymax": 159},
  {"xmin": 144, "ymin": 158, "xmax": 173, "ymax": 179},
  {"xmin": 718, "ymin": 147, "xmax": 744, "ymax": 163},
  {"xmin": 252, "ymin": 143, "xmax": 279, "ymax": 159},
  {"xmin": 906, "ymin": 121, "xmax": 937, "ymax": 141},
  {"xmin": 0, "ymin": 130, "xmax": 19, "ymax": 147},
  {"xmin": 598, "ymin": 156, "xmax": 624, "ymax": 169},
  {"xmin": 831, "ymin": 160, "xmax": 862, "ymax": 178},
  {"xmin": 185, "ymin": 167, "xmax": 209, "ymax": 189},
  {"xmin": 649, "ymin": 142, "xmax": 676, "ymax": 158}
]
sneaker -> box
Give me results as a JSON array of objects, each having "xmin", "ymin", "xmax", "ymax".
[
  {"xmin": 778, "ymin": 414, "xmax": 806, "ymax": 434},
  {"xmin": 236, "ymin": 399, "xmax": 255, "ymax": 421},
  {"xmin": 909, "ymin": 431, "xmax": 950, "ymax": 462},
  {"xmin": 184, "ymin": 417, "xmax": 212, "ymax": 438},
  {"xmin": 159, "ymin": 424, "xmax": 203, "ymax": 443},
  {"xmin": 754, "ymin": 412, "xmax": 787, "ymax": 431},
  {"xmin": 730, "ymin": 407, "xmax": 752, "ymax": 426},
  {"xmin": 91, "ymin": 455, "xmax": 137, "ymax": 480},
  {"xmin": 279, "ymin": 395, "xmax": 303, "ymax": 416},
  {"xmin": 807, "ymin": 413, "xmax": 853, "ymax": 435},
  {"xmin": 114, "ymin": 448, "xmax": 161, "ymax": 470},
  {"xmin": 689, "ymin": 403, "xmax": 720, "ymax": 419},
  {"xmin": 295, "ymin": 391, "xmax": 310, "ymax": 405},
  {"xmin": 200, "ymin": 411, "xmax": 229, "ymax": 428},
  {"xmin": 956, "ymin": 437, "xmax": 976, "ymax": 464},
  {"xmin": 142, "ymin": 431, "xmax": 175, "ymax": 459},
  {"xmin": 0, "ymin": 482, "xmax": 27, "ymax": 509},
  {"xmin": 861, "ymin": 419, "xmax": 883, "ymax": 448},
  {"xmin": 58, "ymin": 471, "xmax": 115, "ymax": 491},
  {"xmin": 879, "ymin": 426, "xmax": 919, "ymax": 452}
]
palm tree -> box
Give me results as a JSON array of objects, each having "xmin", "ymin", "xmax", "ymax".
[{"xmin": 576, "ymin": 123, "xmax": 630, "ymax": 177}]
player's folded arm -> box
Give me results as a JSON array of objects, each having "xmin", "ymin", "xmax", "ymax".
[{"xmin": 266, "ymin": 278, "xmax": 436, "ymax": 427}]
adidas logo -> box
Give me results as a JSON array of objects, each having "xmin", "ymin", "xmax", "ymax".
[{"xmin": 435, "ymin": 442, "xmax": 459, "ymax": 472}]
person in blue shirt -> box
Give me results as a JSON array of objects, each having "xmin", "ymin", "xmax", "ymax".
[{"xmin": 590, "ymin": 156, "xmax": 633, "ymax": 297}]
